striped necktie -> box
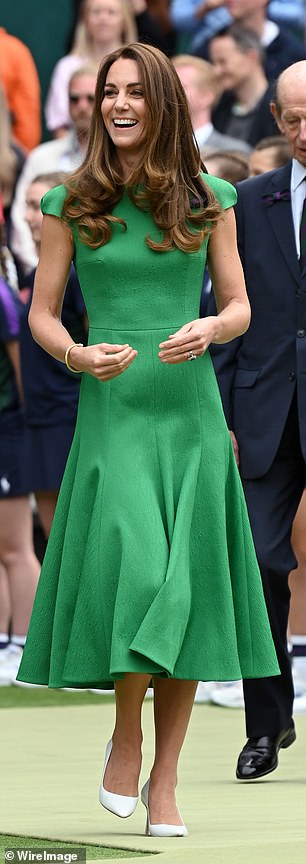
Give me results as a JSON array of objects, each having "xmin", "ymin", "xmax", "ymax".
[{"xmin": 300, "ymin": 196, "xmax": 306, "ymax": 272}]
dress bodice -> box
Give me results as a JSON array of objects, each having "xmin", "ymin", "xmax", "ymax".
[{"xmin": 41, "ymin": 176, "xmax": 236, "ymax": 332}]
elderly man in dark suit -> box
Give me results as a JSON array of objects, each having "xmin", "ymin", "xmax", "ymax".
[{"xmin": 209, "ymin": 60, "xmax": 306, "ymax": 780}]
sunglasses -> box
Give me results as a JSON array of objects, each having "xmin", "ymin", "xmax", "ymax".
[{"xmin": 69, "ymin": 93, "xmax": 95, "ymax": 104}]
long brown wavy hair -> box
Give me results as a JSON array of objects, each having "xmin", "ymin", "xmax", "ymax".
[{"xmin": 63, "ymin": 42, "xmax": 222, "ymax": 253}]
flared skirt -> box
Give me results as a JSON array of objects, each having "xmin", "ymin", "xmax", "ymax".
[{"xmin": 17, "ymin": 326, "xmax": 279, "ymax": 688}]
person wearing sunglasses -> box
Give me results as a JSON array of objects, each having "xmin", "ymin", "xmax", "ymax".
[{"xmin": 10, "ymin": 66, "xmax": 97, "ymax": 277}]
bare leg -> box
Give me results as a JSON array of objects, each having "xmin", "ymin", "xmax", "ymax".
[
  {"xmin": 103, "ymin": 672, "xmax": 151, "ymax": 797},
  {"xmin": 0, "ymin": 563, "xmax": 11, "ymax": 633},
  {"xmin": 149, "ymin": 678, "xmax": 198, "ymax": 825},
  {"xmin": 289, "ymin": 490, "xmax": 306, "ymax": 634},
  {"xmin": 35, "ymin": 491, "xmax": 58, "ymax": 538},
  {"xmin": 0, "ymin": 497, "xmax": 40, "ymax": 634}
]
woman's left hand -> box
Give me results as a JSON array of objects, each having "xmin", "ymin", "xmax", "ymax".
[{"xmin": 158, "ymin": 317, "xmax": 218, "ymax": 364}]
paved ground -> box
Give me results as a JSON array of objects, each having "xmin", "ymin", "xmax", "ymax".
[{"xmin": 1, "ymin": 699, "xmax": 306, "ymax": 864}]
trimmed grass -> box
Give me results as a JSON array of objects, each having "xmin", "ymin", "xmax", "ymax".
[
  {"xmin": 0, "ymin": 834, "xmax": 151, "ymax": 860},
  {"xmin": 0, "ymin": 688, "xmax": 115, "ymax": 710}
]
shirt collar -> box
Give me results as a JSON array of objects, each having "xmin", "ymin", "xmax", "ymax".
[
  {"xmin": 291, "ymin": 158, "xmax": 306, "ymax": 192},
  {"xmin": 262, "ymin": 20, "xmax": 279, "ymax": 46},
  {"xmin": 195, "ymin": 123, "xmax": 213, "ymax": 148}
]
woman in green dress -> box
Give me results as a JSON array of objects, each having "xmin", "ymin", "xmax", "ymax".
[{"xmin": 17, "ymin": 42, "xmax": 279, "ymax": 836}]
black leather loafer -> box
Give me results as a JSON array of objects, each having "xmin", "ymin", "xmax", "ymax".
[{"xmin": 236, "ymin": 720, "xmax": 296, "ymax": 780}]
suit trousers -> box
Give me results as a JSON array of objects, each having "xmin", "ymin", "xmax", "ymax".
[{"xmin": 241, "ymin": 392, "xmax": 306, "ymax": 737}]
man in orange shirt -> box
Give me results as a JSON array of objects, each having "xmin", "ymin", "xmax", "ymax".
[{"xmin": 0, "ymin": 27, "xmax": 41, "ymax": 152}]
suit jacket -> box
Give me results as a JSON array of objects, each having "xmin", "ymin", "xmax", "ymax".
[{"xmin": 209, "ymin": 160, "xmax": 306, "ymax": 479}]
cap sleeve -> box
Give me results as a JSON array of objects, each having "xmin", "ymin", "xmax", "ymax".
[
  {"xmin": 201, "ymin": 173, "xmax": 237, "ymax": 209},
  {"xmin": 40, "ymin": 183, "xmax": 67, "ymax": 218}
]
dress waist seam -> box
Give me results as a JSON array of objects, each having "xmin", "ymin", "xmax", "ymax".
[{"xmin": 89, "ymin": 324, "xmax": 185, "ymax": 333}]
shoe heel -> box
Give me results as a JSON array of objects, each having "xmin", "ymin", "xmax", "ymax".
[{"xmin": 141, "ymin": 778, "xmax": 188, "ymax": 837}]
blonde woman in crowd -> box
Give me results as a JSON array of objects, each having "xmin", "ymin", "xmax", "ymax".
[{"xmin": 45, "ymin": 0, "xmax": 137, "ymax": 137}]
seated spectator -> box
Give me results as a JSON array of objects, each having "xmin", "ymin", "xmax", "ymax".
[
  {"xmin": 204, "ymin": 148, "xmax": 249, "ymax": 183},
  {"xmin": 210, "ymin": 25, "xmax": 278, "ymax": 146},
  {"xmin": 0, "ymin": 85, "xmax": 25, "ymax": 247},
  {"xmin": 248, "ymin": 134, "xmax": 291, "ymax": 175},
  {"xmin": 46, "ymin": 0, "xmax": 137, "ymax": 137},
  {"xmin": 193, "ymin": 1, "xmax": 306, "ymax": 82},
  {"xmin": 0, "ymin": 204, "xmax": 41, "ymax": 687},
  {"xmin": 170, "ymin": 1, "xmax": 231, "ymax": 52},
  {"xmin": 11, "ymin": 66, "xmax": 97, "ymax": 275},
  {"xmin": 173, "ymin": 54, "xmax": 250, "ymax": 154},
  {"xmin": 46, "ymin": 0, "xmax": 170, "ymax": 137},
  {"xmin": 20, "ymin": 172, "xmax": 87, "ymax": 539},
  {"xmin": 0, "ymin": 26, "xmax": 41, "ymax": 151}
]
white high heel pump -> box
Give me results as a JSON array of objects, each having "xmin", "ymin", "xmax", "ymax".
[
  {"xmin": 99, "ymin": 739, "xmax": 139, "ymax": 818},
  {"xmin": 141, "ymin": 779, "xmax": 188, "ymax": 837}
]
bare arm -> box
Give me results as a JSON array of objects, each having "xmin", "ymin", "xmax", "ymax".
[
  {"xmin": 158, "ymin": 208, "xmax": 250, "ymax": 364},
  {"xmin": 29, "ymin": 215, "xmax": 137, "ymax": 381},
  {"xmin": 206, "ymin": 206, "xmax": 250, "ymax": 341}
]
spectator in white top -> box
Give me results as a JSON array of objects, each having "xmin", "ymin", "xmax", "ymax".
[{"xmin": 45, "ymin": 0, "xmax": 137, "ymax": 138}]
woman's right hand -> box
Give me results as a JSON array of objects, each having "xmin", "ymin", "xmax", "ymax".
[{"xmin": 68, "ymin": 342, "xmax": 138, "ymax": 381}]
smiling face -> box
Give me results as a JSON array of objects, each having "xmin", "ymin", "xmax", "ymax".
[{"xmin": 101, "ymin": 58, "xmax": 148, "ymax": 170}]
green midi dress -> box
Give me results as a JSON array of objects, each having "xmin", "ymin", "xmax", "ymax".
[{"xmin": 17, "ymin": 175, "xmax": 279, "ymax": 689}]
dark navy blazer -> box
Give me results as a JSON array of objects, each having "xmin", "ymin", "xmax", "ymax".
[{"xmin": 209, "ymin": 160, "xmax": 306, "ymax": 479}]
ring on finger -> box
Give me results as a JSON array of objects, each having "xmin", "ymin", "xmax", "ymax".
[{"xmin": 188, "ymin": 350, "xmax": 197, "ymax": 361}]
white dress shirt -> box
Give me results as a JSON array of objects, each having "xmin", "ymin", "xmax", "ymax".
[
  {"xmin": 195, "ymin": 123, "xmax": 214, "ymax": 150},
  {"xmin": 291, "ymin": 158, "xmax": 306, "ymax": 259}
]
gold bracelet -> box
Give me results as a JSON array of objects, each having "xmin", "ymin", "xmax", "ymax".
[{"xmin": 64, "ymin": 343, "xmax": 83, "ymax": 373}]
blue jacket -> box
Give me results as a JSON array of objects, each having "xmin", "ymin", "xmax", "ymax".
[{"xmin": 170, "ymin": 1, "xmax": 304, "ymax": 52}]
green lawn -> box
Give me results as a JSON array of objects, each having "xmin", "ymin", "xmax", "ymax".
[
  {"xmin": 0, "ymin": 687, "xmax": 115, "ymax": 710},
  {"xmin": 0, "ymin": 834, "xmax": 152, "ymax": 860},
  {"xmin": 0, "ymin": 692, "xmax": 154, "ymax": 859}
]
